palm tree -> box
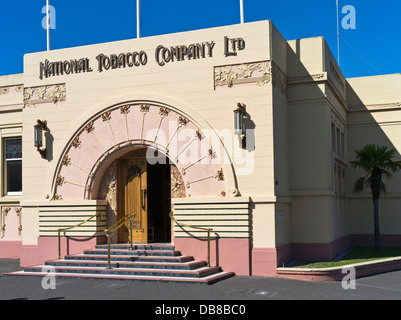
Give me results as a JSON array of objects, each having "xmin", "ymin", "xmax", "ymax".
[{"xmin": 350, "ymin": 144, "xmax": 401, "ymax": 251}]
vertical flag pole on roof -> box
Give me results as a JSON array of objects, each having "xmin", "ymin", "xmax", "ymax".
[
  {"xmin": 336, "ymin": 0, "xmax": 340, "ymax": 66},
  {"xmin": 137, "ymin": 0, "xmax": 141, "ymax": 38},
  {"xmin": 240, "ymin": 0, "xmax": 244, "ymax": 24},
  {"xmin": 46, "ymin": 0, "xmax": 50, "ymax": 50}
]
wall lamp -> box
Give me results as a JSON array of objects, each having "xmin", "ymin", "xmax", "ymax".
[
  {"xmin": 234, "ymin": 103, "xmax": 247, "ymax": 148},
  {"xmin": 34, "ymin": 119, "xmax": 48, "ymax": 158}
]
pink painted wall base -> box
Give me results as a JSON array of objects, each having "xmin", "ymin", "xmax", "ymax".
[
  {"xmin": 174, "ymin": 238, "xmax": 279, "ymax": 276},
  {"xmin": 19, "ymin": 237, "xmax": 105, "ymax": 267},
  {"xmin": 0, "ymin": 241, "xmax": 22, "ymax": 259},
  {"xmin": 174, "ymin": 238, "xmax": 252, "ymax": 275}
]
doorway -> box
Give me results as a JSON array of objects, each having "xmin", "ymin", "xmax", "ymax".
[
  {"xmin": 118, "ymin": 148, "xmax": 171, "ymax": 244},
  {"xmin": 147, "ymin": 162, "xmax": 171, "ymax": 242}
]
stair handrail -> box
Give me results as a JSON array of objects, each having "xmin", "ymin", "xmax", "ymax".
[
  {"xmin": 104, "ymin": 213, "xmax": 136, "ymax": 269},
  {"xmin": 169, "ymin": 210, "xmax": 213, "ymax": 267},
  {"xmin": 58, "ymin": 211, "xmax": 106, "ymax": 259}
]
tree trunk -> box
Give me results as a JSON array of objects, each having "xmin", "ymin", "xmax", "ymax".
[
  {"xmin": 371, "ymin": 168, "xmax": 382, "ymax": 251},
  {"xmin": 373, "ymin": 198, "xmax": 380, "ymax": 251}
]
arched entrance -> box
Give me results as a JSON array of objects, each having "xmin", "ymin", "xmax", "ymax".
[{"xmin": 51, "ymin": 100, "xmax": 239, "ymax": 243}]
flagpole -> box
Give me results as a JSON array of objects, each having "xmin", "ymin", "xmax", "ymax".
[
  {"xmin": 240, "ymin": 0, "xmax": 244, "ymax": 24},
  {"xmin": 136, "ymin": 0, "xmax": 140, "ymax": 38},
  {"xmin": 336, "ymin": 0, "xmax": 340, "ymax": 66},
  {"xmin": 46, "ymin": 0, "xmax": 50, "ymax": 50}
]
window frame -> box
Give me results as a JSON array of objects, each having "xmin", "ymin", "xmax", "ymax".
[{"xmin": 3, "ymin": 137, "xmax": 22, "ymax": 196}]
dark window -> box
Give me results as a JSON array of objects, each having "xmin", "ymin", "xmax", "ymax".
[{"xmin": 4, "ymin": 138, "xmax": 22, "ymax": 195}]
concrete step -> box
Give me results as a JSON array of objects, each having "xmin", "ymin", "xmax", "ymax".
[
  {"xmin": 83, "ymin": 248, "xmax": 182, "ymax": 256},
  {"xmin": 4, "ymin": 269, "xmax": 235, "ymax": 284},
  {"xmin": 95, "ymin": 243, "xmax": 175, "ymax": 251},
  {"xmin": 45, "ymin": 258, "xmax": 207, "ymax": 270},
  {"xmin": 64, "ymin": 253, "xmax": 195, "ymax": 263},
  {"xmin": 23, "ymin": 264, "xmax": 222, "ymax": 278}
]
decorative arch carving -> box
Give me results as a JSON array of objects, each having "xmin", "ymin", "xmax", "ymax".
[{"xmin": 51, "ymin": 101, "xmax": 238, "ymax": 200}]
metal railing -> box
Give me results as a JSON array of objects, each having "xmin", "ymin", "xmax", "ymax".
[
  {"xmin": 58, "ymin": 212, "xmax": 106, "ymax": 259},
  {"xmin": 104, "ymin": 213, "xmax": 136, "ymax": 269},
  {"xmin": 169, "ymin": 210, "xmax": 213, "ymax": 267}
]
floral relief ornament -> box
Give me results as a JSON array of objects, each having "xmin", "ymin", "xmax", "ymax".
[
  {"xmin": 52, "ymin": 194, "xmax": 63, "ymax": 200},
  {"xmin": 159, "ymin": 107, "xmax": 170, "ymax": 117},
  {"xmin": 84, "ymin": 121, "xmax": 95, "ymax": 133},
  {"xmin": 61, "ymin": 154, "xmax": 71, "ymax": 166},
  {"xmin": 239, "ymin": 64, "xmax": 255, "ymax": 78},
  {"xmin": 120, "ymin": 105, "xmax": 130, "ymax": 114},
  {"xmin": 23, "ymin": 87, "xmax": 35, "ymax": 101},
  {"xmin": 215, "ymin": 61, "xmax": 272, "ymax": 88},
  {"xmin": 215, "ymin": 169, "xmax": 224, "ymax": 181},
  {"xmin": 35, "ymin": 86, "xmax": 47, "ymax": 99},
  {"xmin": 258, "ymin": 61, "xmax": 271, "ymax": 75},
  {"xmin": 195, "ymin": 130, "xmax": 203, "ymax": 140},
  {"xmin": 46, "ymin": 84, "xmax": 66, "ymax": 103},
  {"xmin": 140, "ymin": 104, "xmax": 150, "ymax": 113},
  {"xmin": 101, "ymin": 111, "xmax": 111, "ymax": 121},
  {"xmin": 71, "ymin": 136, "xmax": 81, "ymax": 149},
  {"xmin": 56, "ymin": 174, "xmax": 65, "ymax": 186},
  {"xmin": 177, "ymin": 116, "xmax": 189, "ymax": 127},
  {"xmin": 0, "ymin": 87, "xmax": 9, "ymax": 95}
]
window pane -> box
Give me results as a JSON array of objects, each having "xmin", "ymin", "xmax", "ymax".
[
  {"xmin": 336, "ymin": 128, "xmax": 340, "ymax": 154},
  {"xmin": 7, "ymin": 160, "xmax": 22, "ymax": 192},
  {"xmin": 341, "ymin": 132, "xmax": 344, "ymax": 156},
  {"xmin": 5, "ymin": 139, "xmax": 22, "ymax": 159}
]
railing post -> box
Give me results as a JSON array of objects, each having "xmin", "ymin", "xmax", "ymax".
[
  {"xmin": 107, "ymin": 233, "xmax": 112, "ymax": 269},
  {"xmin": 207, "ymin": 229, "xmax": 211, "ymax": 267},
  {"xmin": 170, "ymin": 210, "xmax": 214, "ymax": 267},
  {"xmin": 58, "ymin": 230, "xmax": 61, "ymax": 259},
  {"xmin": 130, "ymin": 217, "xmax": 133, "ymax": 251}
]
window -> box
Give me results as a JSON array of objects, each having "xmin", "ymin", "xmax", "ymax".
[
  {"xmin": 4, "ymin": 138, "xmax": 22, "ymax": 195},
  {"xmin": 336, "ymin": 128, "xmax": 340, "ymax": 154},
  {"xmin": 331, "ymin": 121, "xmax": 345, "ymax": 158},
  {"xmin": 341, "ymin": 132, "xmax": 345, "ymax": 156}
]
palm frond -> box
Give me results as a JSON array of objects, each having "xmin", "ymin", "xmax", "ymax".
[
  {"xmin": 381, "ymin": 168, "xmax": 394, "ymax": 179},
  {"xmin": 351, "ymin": 144, "xmax": 401, "ymax": 175},
  {"xmin": 353, "ymin": 177, "xmax": 367, "ymax": 193},
  {"xmin": 380, "ymin": 181, "xmax": 387, "ymax": 195}
]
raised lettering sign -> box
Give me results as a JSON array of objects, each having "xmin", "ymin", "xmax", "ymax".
[{"xmin": 38, "ymin": 36, "xmax": 245, "ymax": 79}]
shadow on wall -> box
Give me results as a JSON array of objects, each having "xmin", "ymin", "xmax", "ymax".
[
  {"xmin": 44, "ymin": 129, "xmax": 54, "ymax": 162},
  {"xmin": 282, "ymin": 37, "xmax": 401, "ymax": 265},
  {"xmin": 346, "ymin": 76, "xmax": 401, "ymax": 247}
]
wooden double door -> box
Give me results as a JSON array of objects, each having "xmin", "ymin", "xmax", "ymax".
[
  {"xmin": 119, "ymin": 150, "xmax": 171, "ymax": 244},
  {"xmin": 120, "ymin": 157, "xmax": 148, "ymax": 243}
]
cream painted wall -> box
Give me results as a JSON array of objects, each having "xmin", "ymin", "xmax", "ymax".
[
  {"xmin": 347, "ymin": 74, "xmax": 401, "ymax": 236},
  {"xmin": 286, "ymin": 36, "xmax": 350, "ymax": 246}
]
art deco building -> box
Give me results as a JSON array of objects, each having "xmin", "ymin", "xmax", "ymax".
[{"xmin": 0, "ymin": 21, "xmax": 400, "ymax": 277}]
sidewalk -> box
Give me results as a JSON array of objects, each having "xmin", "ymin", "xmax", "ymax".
[{"xmin": 2, "ymin": 259, "xmax": 401, "ymax": 301}]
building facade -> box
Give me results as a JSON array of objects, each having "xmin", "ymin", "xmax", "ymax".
[{"xmin": 0, "ymin": 21, "xmax": 400, "ymax": 277}]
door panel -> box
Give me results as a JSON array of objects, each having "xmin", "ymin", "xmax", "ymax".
[{"xmin": 120, "ymin": 158, "xmax": 147, "ymax": 243}]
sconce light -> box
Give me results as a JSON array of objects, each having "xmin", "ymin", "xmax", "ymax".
[
  {"xmin": 34, "ymin": 119, "xmax": 48, "ymax": 158},
  {"xmin": 234, "ymin": 103, "xmax": 247, "ymax": 148}
]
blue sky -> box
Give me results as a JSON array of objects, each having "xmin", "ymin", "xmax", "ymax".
[{"xmin": 0, "ymin": 0, "xmax": 400, "ymax": 78}]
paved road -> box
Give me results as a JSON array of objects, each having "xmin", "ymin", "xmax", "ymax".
[{"xmin": 1, "ymin": 258, "xmax": 401, "ymax": 304}]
